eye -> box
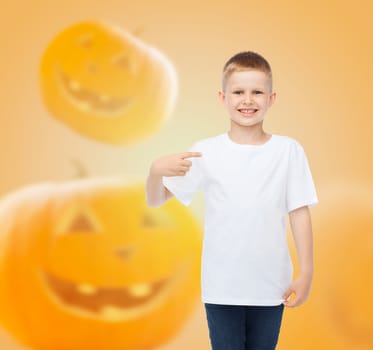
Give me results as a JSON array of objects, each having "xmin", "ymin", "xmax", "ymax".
[
  {"xmin": 254, "ymin": 90, "xmax": 263, "ymax": 94},
  {"xmin": 66, "ymin": 212, "xmax": 98, "ymax": 234},
  {"xmin": 112, "ymin": 53, "xmax": 137, "ymax": 74},
  {"xmin": 76, "ymin": 33, "xmax": 94, "ymax": 48},
  {"xmin": 112, "ymin": 53, "xmax": 130, "ymax": 68},
  {"xmin": 56, "ymin": 205, "xmax": 102, "ymax": 236},
  {"xmin": 233, "ymin": 91, "xmax": 243, "ymax": 95},
  {"xmin": 142, "ymin": 208, "xmax": 176, "ymax": 229}
]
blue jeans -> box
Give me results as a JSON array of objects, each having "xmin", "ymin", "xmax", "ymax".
[{"xmin": 204, "ymin": 303, "xmax": 284, "ymax": 350}]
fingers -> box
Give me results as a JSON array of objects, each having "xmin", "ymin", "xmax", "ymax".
[
  {"xmin": 171, "ymin": 151, "xmax": 202, "ymax": 176},
  {"xmin": 283, "ymin": 297, "xmax": 302, "ymax": 307},
  {"xmin": 282, "ymin": 287, "xmax": 296, "ymax": 307},
  {"xmin": 283, "ymin": 293, "xmax": 295, "ymax": 307},
  {"xmin": 282, "ymin": 287, "xmax": 306, "ymax": 307},
  {"xmin": 179, "ymin": 167, "xmax": 188, "ymax": 175},
  {"xmin": 283, "ymin": 299, "xmax": 296, "ymax": 307},
  {"xmin": 181, "ymin": 152, "xmax": 202, "ymax": 159},
  {"xmin": 282, "ymin": 287, "xmax": 293, "ymax": 301},
  {"xmin": 176, "ymin": 165, "xmax": 190, "ymax": 176}
]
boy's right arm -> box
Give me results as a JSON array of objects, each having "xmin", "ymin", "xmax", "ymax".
[{"xmin": 146, "ymin": 151, "xmax": 202, "ymax": 208}]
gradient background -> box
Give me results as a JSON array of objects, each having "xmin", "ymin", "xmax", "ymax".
[{"xmin": 0, "ymin": 0, "xmax": 372, "ymax": 349}]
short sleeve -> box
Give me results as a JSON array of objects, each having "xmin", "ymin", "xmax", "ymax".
[
  {"xmin": 286, "ymin": 141, "xmax": 319, "ymax": 213},
  {"xmin": 162, "ymin": 142, "xmax": 204, "ymax": 206}
]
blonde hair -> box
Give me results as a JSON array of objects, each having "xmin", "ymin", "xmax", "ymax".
[{"xmin": 222, "ymin": 51, "xmax": 272, "ymax": 92}]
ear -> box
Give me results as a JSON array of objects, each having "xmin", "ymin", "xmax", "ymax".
[
  {"xmin": 269, "ymin": 91, "xmax": 276, "ymax": 107},
  {"xmin": 218, "ymin": 90, "xmax": 225, "ymax": 105}
]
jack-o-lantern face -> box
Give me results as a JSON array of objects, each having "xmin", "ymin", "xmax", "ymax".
[
  {"xmin": 39, "ymin": 21, "xmax": 178, "ymax": 144},
  {"xmin": 0, "ymin": 179, "xmax": 201, "ymax": 350},
  {"xmin": 279, "ymin": 183, "xmax": 373, "ymax": 349}
]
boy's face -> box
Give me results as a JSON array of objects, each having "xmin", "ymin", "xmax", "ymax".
[{"xmin": 218, "ymin": 70, "xmax": 276, "ymax": 130}]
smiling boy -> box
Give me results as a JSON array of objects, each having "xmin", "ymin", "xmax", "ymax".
[{"xmin": 146, "ymin": 51, "xmax": 318, "ymax": 350}]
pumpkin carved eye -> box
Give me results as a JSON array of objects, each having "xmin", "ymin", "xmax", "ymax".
[
  {"xmin": 68, "ymin": 212, "xmax": 97, "ymax": 234},
  {"xmin": 142, "ymin": 208, "xmax": 175, "ymax": 229},
  {"xmin": 111, "ymin": 52, "xmax": 138, "ymax": 75},
  {"xmin": 57, "ymin": 205, "xmax": 102, "ymax": 236},
  {"xmin": 142, "ymin": 212, "xmax": 156, "ymax": 228},
  {"xmin": 76, "ymin": 33, "xmax": 94, "ymax": 48},
  {"xmin": 112, "ymin": 53, "xmax": 130, "ymax": 68},
  {"xmin": 142, "ymin": 208, "xmax": 177, "ymax": 229}
]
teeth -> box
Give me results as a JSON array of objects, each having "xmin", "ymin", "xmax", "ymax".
[
  {"xmin": 77, "ymin": 284, "xmax": 97, "ymax": 295},
  {"xmin": 128, "ymin": 283, "xmax": 152, "ymax": 297},
  {"xmin": 100, "ymin": 305, "xmax": 124, "ymax": 318},
  {"xmin": 76, "ymin": 101, "xmax": 91, "ymax": 111},
  {"xmin": 77, "ymin": 282, "xmax": 152, "ymax": 298}
]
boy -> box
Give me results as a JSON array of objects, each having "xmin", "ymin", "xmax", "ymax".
[{"xmin": 146, "ymin": 51, "xmax": 318, "ymax": 350}]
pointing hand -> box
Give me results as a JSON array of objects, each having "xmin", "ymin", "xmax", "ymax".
[{"xmin": 150, "ymin": 151, "xmax": 202, "ymax": 177}]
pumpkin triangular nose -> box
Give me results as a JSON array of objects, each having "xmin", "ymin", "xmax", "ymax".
[{"xmin": 115, "ymin": 247, "xmax": 134, "ymax": 259}]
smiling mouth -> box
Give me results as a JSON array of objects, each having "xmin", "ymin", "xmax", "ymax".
[
  {"xmin": 238, "ymin": 108, "xmax": 258, "ymax": 116},
  {"xmin": 40, "ymin": 263, "xmax": 188, "ymax": 321},
  {"xmin": 55, "ymin": 65, "xmax": 136, "ymax": 116}
]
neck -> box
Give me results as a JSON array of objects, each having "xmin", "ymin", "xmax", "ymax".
[{"xmin": 228, "ymin": 126, "xmax": 269, "ymax": 145}]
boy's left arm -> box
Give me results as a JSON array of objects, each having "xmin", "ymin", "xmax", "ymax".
[{"xmin": 283, "ymin": 205, "xmax": 314, "ymax": 307}]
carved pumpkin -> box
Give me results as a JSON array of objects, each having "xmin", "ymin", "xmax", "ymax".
[
  {"xmin": 0, "ymin": 178, "xmax": 201, "ymax": 350},
  {"xmin": 39, "ymin": 21, "xmax": 178, "ymax": 144},
  {"xmin": 278, "ymin": 182, "xmax": 373, "ymax": 349}
]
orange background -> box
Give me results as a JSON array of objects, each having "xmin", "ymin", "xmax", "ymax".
[{"xmin": 0, "ymin": 0, "xmax": 372, "ymax": 349}]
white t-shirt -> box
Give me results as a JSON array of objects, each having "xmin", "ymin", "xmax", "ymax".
[{"xmin": 162, "ymin": 132, "xmax": 319, "ymax": 306}]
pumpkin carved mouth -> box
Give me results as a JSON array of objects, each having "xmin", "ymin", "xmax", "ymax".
[
  {"xmin": 41, "ymin": 264, "xmax": 188, "ymax": 321},
  {"xmin": 56, "ymin": 65, "xmax": 135, "ymax": 116}
]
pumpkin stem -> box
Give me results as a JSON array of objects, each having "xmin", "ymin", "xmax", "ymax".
[{"xmin": 70, "ymin": 158, "xmax": 89, "ymax": 178}]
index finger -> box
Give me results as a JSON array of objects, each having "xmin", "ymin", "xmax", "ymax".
[{"xmin": 180, "ymin": 152, "xmax": 202, "ymax": 159}]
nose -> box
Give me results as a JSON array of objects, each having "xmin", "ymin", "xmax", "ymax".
[
  {"xmin": 86, "ymin": 61, "xmax": 98, "ymax": 73},
  {"xmin": 242, "ymin": 93, "xmax": 253, "ymax": 105}
]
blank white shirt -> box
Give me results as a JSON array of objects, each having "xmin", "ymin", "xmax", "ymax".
[{"xmin": 162, "ymin": 133, "xmax": 319, "ymax": 306}]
